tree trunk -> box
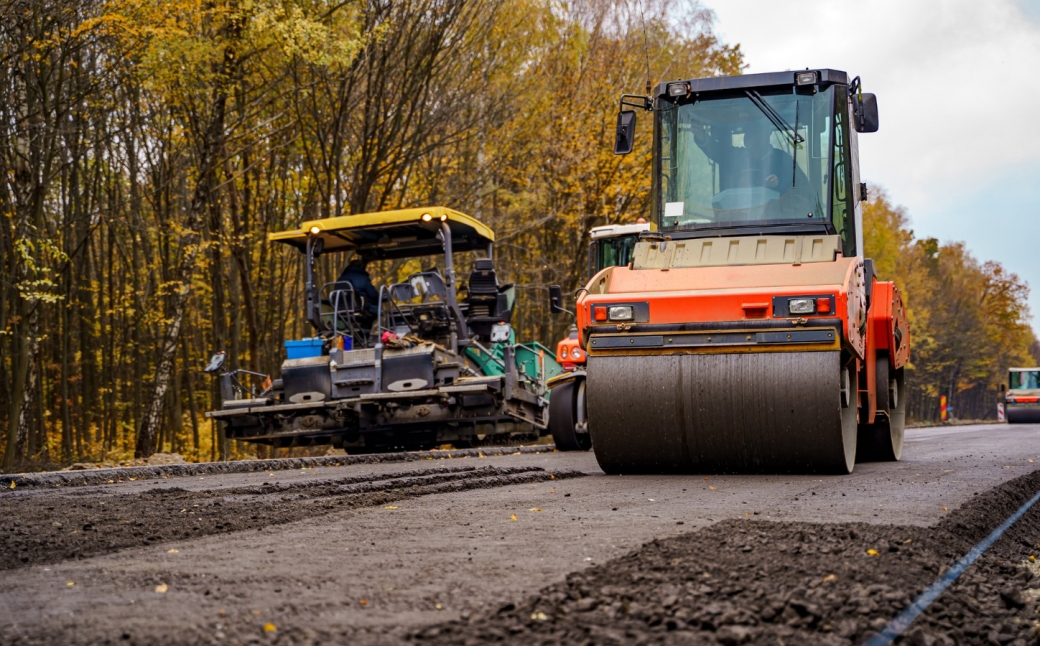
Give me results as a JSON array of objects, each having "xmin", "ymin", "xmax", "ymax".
[
  {"xmin": 134, "ymin": 23, "xmax": 237, "ymax": 458},
  {"xmin": 13, "ymin": 313, "xmax": 39, "ymax": 465},
  {"xmin": 182, "ymin": 341, "xmax": 200, "ymax": 457},
  {"xmin": 134, "ymin": 231, "xmax": 203, "ymax": 458}
]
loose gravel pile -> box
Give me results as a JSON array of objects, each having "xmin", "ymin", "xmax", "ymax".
[{"xmin": 412, "ymin": 469, "xmax": 1040, "ymax": 645}]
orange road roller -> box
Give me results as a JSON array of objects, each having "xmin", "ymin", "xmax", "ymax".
[{"xmin": 558, "ymin": 69, "xmax": 910, "ymax": 473}]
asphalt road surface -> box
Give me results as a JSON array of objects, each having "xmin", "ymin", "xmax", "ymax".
[{"xmin": 3, "ymin": 423, "xmax": 1040, "ymax": 645}]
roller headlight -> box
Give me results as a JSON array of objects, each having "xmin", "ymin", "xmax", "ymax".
[
  {"xmin": 788, "ymin": 298, "xmax": 816, "ymax": 315},
  {"xmin": 608, "ymin": 305, "xmax": 634, "ymax": 321},
  {"xmin": 571, "ymin": 348, "xmax": 583, "ymax": 360}
]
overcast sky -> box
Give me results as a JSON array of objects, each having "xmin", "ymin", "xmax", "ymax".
[{"xmin": 706, "ymin": 0, "xmax": 1040, "ymax": 329}]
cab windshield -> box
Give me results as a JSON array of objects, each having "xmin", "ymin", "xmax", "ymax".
[
  {"xmin": 594, "ymin": 234, "xmax": 638, "ymax": 272},
  {"xmin": 655, "ymin": 85, "xmax": 851, "ymax": 242},
  {"xmin": 1010, "ymin": 371, "xmax": 1040, "ymax": 390}
]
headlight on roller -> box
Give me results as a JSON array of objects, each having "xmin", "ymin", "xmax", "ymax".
[
  {"xmin": 788, "ymin": 298, "xmax": 816, "ymax": 315},
  {"xmin": 571, "ymin": 348, "xmax": 583, "ymax": 360},
  {"xmin": 608, "ymin": 305, "xmax": 634, "ymax": 321}
]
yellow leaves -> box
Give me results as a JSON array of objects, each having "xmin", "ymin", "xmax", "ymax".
[
  {"xmin": 8, "ymin": 481, "xmax": 14, "ymax": 489},
  {"xmin": 822, "ymin": 574, "xmax": 837, "ymax": 583},
  {"xmin": 1031, "ymin": 555, "xmax": 1037, "ymax": 561},
  {"xmin": 252, "ymin": 610, "xmax": 262, "ymax": 616},
  {"xmin": 942, "ymin": 507, "xmax": 948, "ymax": 511},
  {"xmin": 529, "ymin": 508, "xmax": 543, "ymax": 512},
  {"xmin": 434, "ymin": 603, "xmax": 444, "ymax": 610},
  {"xmin": 167, "ymin": 549, "xmax": 180, "ymax": 553},
  {"xmin": 385, "ymin": 505, "xmax": 398, "ymax": 510},
  {"xmin": 530, "ymin": 612, "xmax": 548, "ymax": 621},
  {"xmin": 510, "ymin": 514, "xmax": 517, "ymax": 521},
  {"xmin": 250, "ymin": 2, "xmax": 369, "ymax": 69},
  {"xmin": 708, "ymin": 486, "xmax": 717, "ymax": 491},
  {"xmin": 359, "ymin": 599, "xmax": 368, "ymax": 606},
  {"xmin": 66, "ymin": 581, "xmax": 75, "ymax": 587},
  {"xmin": 155, "ymin": 583, "xmax": 168, "ymax": 593},
  {"xmin": 903, "ymin": 538, "xmax": 913, "ymax": 544},
  {"xmin": 263, "ymin": 623, "xmax": 277, "ymax": 633},
  {"xmin": 866, "ymin": 549, "xmax": 879, "ymax": 557}
]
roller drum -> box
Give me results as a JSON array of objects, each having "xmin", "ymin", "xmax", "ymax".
[
  {"xmin": 586, "ymin": 351, "xmax": 856, "ymax": 474},
  {"xmin": 1007, "ymin": 407, "xmax": 1040, "ymax": 424}
]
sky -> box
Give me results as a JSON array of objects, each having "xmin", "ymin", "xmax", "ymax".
[{"xmin": 706, "ymin": 0, "xmax": 1040, "ymax": 329}]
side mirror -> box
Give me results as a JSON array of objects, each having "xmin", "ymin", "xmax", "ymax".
[
  {"xmin": 549, "ymin": 285, "xmax": 565, "ymax": 314},
  {"xmin": 310, "ymin": 237, "xmax": 325, "ymax": 258},
  {"xmin": 613, "ymin": 110, "xmax": 637, "ymax": 155},
  {"xmin": 852, "ymin": 93, "xmax": 879, "ymax": 133},
  {"xmin": 204, "ymin": 351, "xmax": 226, "ymax": 374}
]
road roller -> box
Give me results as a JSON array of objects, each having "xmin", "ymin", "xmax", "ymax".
[
  {"xmin": 548, "ymin": 221, "xmax": 651, "ymax": 450},
  {"xmin": 557, "ymin": 69, "xmax": 910, "ymax": 474},
  {"xmin": 205, "ymin": 207, "xmax": 561, "ymax": 452},
  {"xmin": 1005, "ymin": 368, "xmax": 1040, "ymax": 423}
]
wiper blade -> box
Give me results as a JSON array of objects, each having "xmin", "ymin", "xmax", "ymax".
[{"xmin": 745, "ymin": 91, "xmax": 804, "ymax": 145}]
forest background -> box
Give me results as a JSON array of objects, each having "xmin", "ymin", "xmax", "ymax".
[{"xmin": 1, "ymin": 0, "xmax": 1036, "ymax": 471}]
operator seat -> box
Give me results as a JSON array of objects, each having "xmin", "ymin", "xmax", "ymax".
[{"xmin": 465, "ymin": 259, "xmax": 515, "ymax": 341}]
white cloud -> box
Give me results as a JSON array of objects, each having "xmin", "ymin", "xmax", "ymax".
[{"xmin": 707, "ymin": 0, "xmax": 1040, "ymax": 324}]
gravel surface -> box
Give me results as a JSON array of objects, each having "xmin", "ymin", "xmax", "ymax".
[
  {"xmin": 2, "ymin": 424, "xmax": 1040, "ymax": 645},
  {"xmin": 413, "ymin": 468, "xmax": 1040, "ymax": 645},
  {"xmin": 1, "ymin": 464, "xmax": 583, "ymax": 571},
  {"xmin": 2, "ymin": 445, "xmax": 556, "ymax": 489}
]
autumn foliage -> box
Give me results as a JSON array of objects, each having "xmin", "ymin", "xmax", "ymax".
[{"xmin": 862, "ymin": 189, "xmax": 1038, "ymax": 421}]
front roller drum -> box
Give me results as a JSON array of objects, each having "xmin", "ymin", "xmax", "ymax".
[
  {"xmin": 1007, "ymin": 407, "xmax": 1040, "ymax": 424},
  {"xmin": 586, "ymin": 351, "xmax": 857, "ymax": 474}
]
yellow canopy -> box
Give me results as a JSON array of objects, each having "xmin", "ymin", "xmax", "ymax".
[{"xmin": 269, "ymin": 206, "xmax": 495, "ymax": 259}]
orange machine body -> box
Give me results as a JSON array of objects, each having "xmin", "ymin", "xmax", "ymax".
[
  {"xmin": 556, "ymin": 333, "xmax": 586, "ymax": 371},
  {"xmin": 576, "ymin": 254, "xmax": 909, "ymax": 424}
]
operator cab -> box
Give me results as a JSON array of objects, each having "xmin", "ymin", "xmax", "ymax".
[
  {"xmin": 269, "ymin": 207, "xmax": 515, "ymax": 353},
  {"xmin": 587, "ymin": 221, "xmax": 651, "ymax": 279},
  {"xmin": 616, "ymin": 69, "xmax": 878, "ymax": 259}
]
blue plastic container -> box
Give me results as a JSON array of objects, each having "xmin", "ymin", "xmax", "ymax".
[{"xmin": 285, "ymin": 338, "xmax": 324, "ymax": 359}]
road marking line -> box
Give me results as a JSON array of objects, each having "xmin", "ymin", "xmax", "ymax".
[{"xmin": 864, "ymin": 487, "xmax": 1040, "ymax": 645}]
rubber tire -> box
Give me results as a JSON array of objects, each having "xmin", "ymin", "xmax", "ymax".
[
  {"xmin": 857, "ymin": 355, "xmax": 905, "ymax": 462},
  {"xmin": 549, "ymin": 379, "xmax": 592, "ymax": 451}
]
